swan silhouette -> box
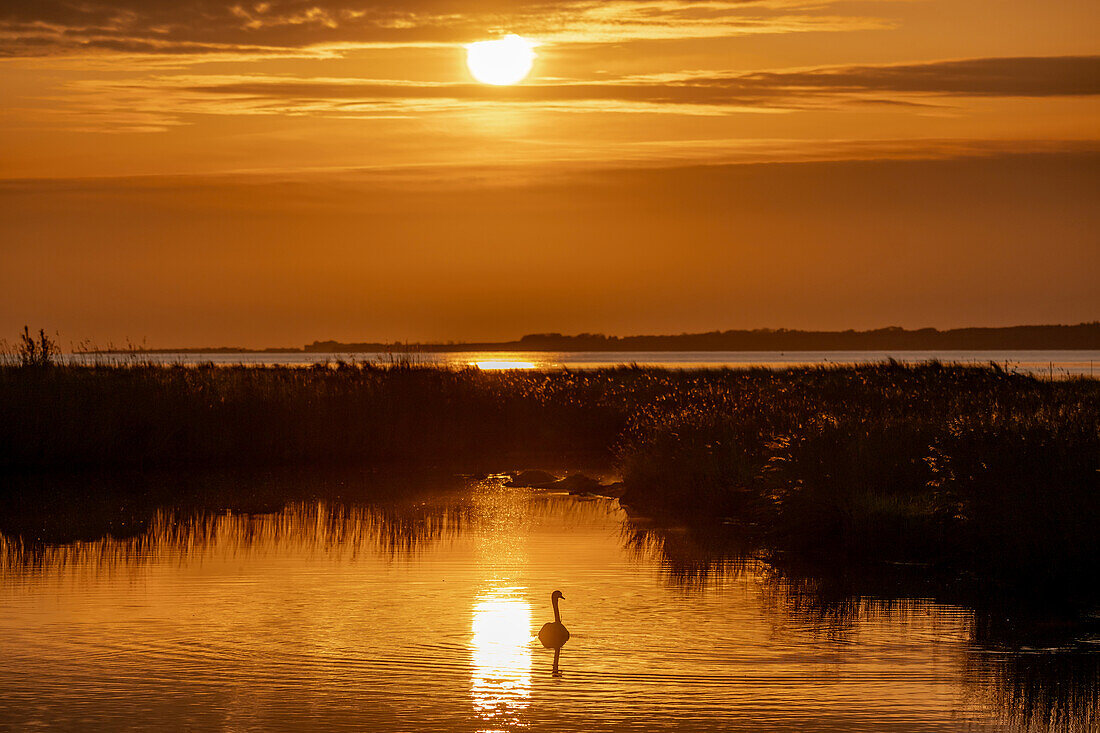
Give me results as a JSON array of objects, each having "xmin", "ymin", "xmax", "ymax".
[{"xmin": 538, "ymin": 590, "xmax": 570, "ymax": 648}]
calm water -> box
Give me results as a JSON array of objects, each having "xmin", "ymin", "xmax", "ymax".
[
  {"xmin": 1, "ymin": 478, "xmax": 1096, "ymax": 731},
  {"xmin": 74, "ymin": 350, "xmax": 1100, "ymax": 377}
]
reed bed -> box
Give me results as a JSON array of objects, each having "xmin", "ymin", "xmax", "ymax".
[
  {"xmin": 0, "ymin": 362, "xmax": 629, "ymax": 472},
  {"xmin": 614, "ymin": 363, "xmax": 1099, "ymax": 587},
  {"xmin": 1, "ymin": 360, "xmax": 1097, "ymax": 587}
]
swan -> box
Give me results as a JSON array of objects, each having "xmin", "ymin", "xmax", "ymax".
[{"xmin": 538, "ymin": 590, "xmax": 570, "ymax": 648}]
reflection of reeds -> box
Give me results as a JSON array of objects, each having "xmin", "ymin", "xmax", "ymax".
[
  {"xmin": 620, "ymin": 519, "xmax": 754, "ymax": 591},
  {"xmin": 0, "ymin": 469, "xmax": 476, "ymax": 573},
  {"xmin": 1, "ymin": 498, "xmax": 476, "ymax": 576},
  {"xmin": 0, "ymin": 472, "xmax": 627, "ymax": 575},
  {"xmin": 631, "ymin": 515, "xmax": 1099, "ymax": 733},
  {"xmin": 964, "ymin": 644, "xmax": 1099, "ymax": 733}
]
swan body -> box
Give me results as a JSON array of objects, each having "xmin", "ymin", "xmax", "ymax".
[{"xmin": 538, "ymin": 590, "xmax": 570, "ymax": 648}]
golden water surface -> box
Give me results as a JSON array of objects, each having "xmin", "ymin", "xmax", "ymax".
[{"xmin": 0, "ymin": 480, "xmax": 1092, "ymax": 731}]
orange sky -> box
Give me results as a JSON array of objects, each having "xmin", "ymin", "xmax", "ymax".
[{"xmin": 1, "ymin": 0, "xmax": 1098, "ymax": 347}]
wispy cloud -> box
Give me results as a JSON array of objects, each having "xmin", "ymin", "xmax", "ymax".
[
  {"xmin": 52, "ymin": 55, "xmax": 1098, "ymax": 130},
  {"xmin": 190, "ymin": 55, "xmax": 1100, "ymax": 102},
  {"xmin": 741, "ymin": 56, "xmax": 1100, "ymax": 97}
]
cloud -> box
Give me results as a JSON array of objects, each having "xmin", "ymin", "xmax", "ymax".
[
  {"xmin": 741, "ymin": 56, "xmax": 1100, "ymax": 97},
  {"xmin": 119, "ymin": 55, "xmax": 1100, "ymax": 118},
  {"xmin": 25, "ymin": 54, "xmax": 1098, "ymax": 132},
  {"xmin": 0, "ymin": 0, "xmax": 888, "ymax": 57}
]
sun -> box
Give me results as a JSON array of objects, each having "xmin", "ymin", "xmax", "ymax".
[{"xmin": 465, "ymin": 35, "xmax": 537, "ymax": 86}]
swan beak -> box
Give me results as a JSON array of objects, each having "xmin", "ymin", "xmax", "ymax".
[{"xmin": 560, "ymin": 594, "xmax": 565, "ymax": 599}]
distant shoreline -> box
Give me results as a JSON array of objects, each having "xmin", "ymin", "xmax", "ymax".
[{"xmin": 94, "ymin": 322, "xmax": 1100, "ymax": 354}]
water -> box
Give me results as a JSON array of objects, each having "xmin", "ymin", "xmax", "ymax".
[
  {"xmin": 1, "ymin": 477, "xmax": 1096, "ymax": 731},
  {"xmin": 71, "ymin": 350, "xmax": 1100, "ymax": 377}
]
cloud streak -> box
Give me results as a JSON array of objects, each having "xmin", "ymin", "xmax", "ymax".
[
  {"xmin": 38, "ymin": 54, "xmax": 1095, "ymax": 134},
  {"xmin": 742, "ymin": 56, "xmax": 1100, "ymax": 97},
  {"xmin": 127, "ymin": 55, "xmax": 1100, "ymax": 118}
]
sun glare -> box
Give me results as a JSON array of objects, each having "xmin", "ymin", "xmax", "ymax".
[
  {"xmin": 465, "ymin": 35, "xmax": 537, "ymax": 86},
  {"xmin": 475, "ymin": 360, "xmax": 536, "ymax": 370}
]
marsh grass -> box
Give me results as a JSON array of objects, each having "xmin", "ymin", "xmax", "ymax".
[
  {"xmin": 612, "ymin": 363, "xmax": 1099, "ymax": 587},
  {"xmin": 1, "ymin": 360, "xmax": 1097, "ymax": 592},
  {"xmin": 0, "ymin": 362, "xmax": 629, "ymax": 472},
  {"xmin": 1, "ymin": 327, "xmax": 60, "ymax": 368}
]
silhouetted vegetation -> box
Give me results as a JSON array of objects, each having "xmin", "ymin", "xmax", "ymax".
[
  {"xmin": 15, "ymin": 326, "xmax": 58, "ymax": 368},
  {"xmin": 0, "ymin": 362, "xmax": 628, "ymax": 473},
  {"xmin": 507, "ymin": 322, "xmax": 1100, "ymax": 351},
  {"xmin": 1, "ymin": 360, "xmax": 1097, "ymax": 599},
  {"xmin": 616, "ymin": 364, "xmax": 1099, "ymax": 593}
]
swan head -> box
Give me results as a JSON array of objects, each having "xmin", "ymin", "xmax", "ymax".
[{"xmin": 551, "ymin": 590, "xmax": 564, "ymax": 601}]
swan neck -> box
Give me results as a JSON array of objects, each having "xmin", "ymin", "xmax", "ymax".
[{"xmin": 552, "ymin": 595, "xmax": 561, "ymax": 624}]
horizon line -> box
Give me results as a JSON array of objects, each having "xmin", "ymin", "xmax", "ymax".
[{"xmin": 73, "ymin": 321, "xmax": 1100, "ymax": 354}]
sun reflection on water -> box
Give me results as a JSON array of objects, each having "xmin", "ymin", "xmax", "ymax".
[
  {"xmin": 470, "ymin": 588, "xmax": 532, "ymax": 726},
  {"xmin": 474, "ymin": 360, "xmax": 537, "ymax": 370}
]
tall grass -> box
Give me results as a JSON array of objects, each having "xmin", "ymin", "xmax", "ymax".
[
  {"xmin": 2, "ymin": 327, "xmax": 59, "ymax": 368},
  {"xmin": 0, "ymin": 362, "xmax": 635, "ymax": 472},
  {"xmin": 2, "ymin": 360, "xmax": 1097, "ymax": 589},
  {"xmin": 615, "ymin": 363, "xmax": 1099, "ymax": 587}
]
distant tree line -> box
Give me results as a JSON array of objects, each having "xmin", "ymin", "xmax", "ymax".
[{"xmin": 305, "ymin": 322, "xmax": 1100, "ymax": 353}]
